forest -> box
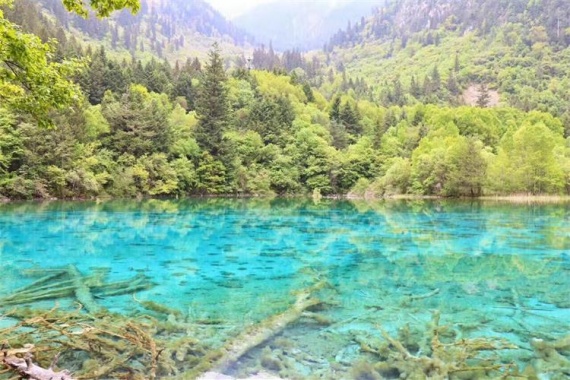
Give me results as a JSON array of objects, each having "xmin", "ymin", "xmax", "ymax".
[{"xmin": 0, "ymin": 0, "xmax": 569, "ymax": 200}]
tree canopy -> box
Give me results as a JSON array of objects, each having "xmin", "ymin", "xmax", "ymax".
[
  {"xmin": 1, "ymin": 0, "xmax": 569, "ymax": 200},
  {"xmin": 61, "ymin": 0, "xmax": 139, "ymax": 17},
  {"xmin": 0, "ymin": 0, "xmax": 139, "ymax": 127}
]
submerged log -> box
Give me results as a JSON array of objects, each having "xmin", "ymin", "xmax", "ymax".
[
  {"xmin": 0, "ymin": 267, "xmax": 153, "ymax": 311},
  {"xmin": 189, "ymin": 281, "xmax": 327, "ymax": 377},
  {"xmin": 67, "ymin": 265, "xmax": 103, "ymax": 314},
  {"xmin": 1, "ymin": 346, "xmax": 75, "ymax": 380},
  {"xmin": 14, "ymin": 271, "xmax": 68, "ymax": 294}
]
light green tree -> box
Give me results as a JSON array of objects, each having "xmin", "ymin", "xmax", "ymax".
[
  {"xmin": 0, "ymin": 0, "xmax": 139, "ymax": 126},
  {"xmin": 0, "ymin": 0, "xmax": 82, "ymax": 127},
  {"xmin": 487, "ymin": 122, "xmax": 566, "ymax": 194},
  {"xmin": 61, "ymin": 0, "xmax": 139, "ymax": 17}
]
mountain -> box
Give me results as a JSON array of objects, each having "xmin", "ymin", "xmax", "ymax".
[
  {"xmin": 233, "ymin": 0, "xmax": 381, "ymax": 51},
  {"xmin": 319, "ymin": 0, "xmax": 570, "ymax": 129},
  {"xmin": 32, "ymin": 0, "xmax": 254, "ymax": 61}
]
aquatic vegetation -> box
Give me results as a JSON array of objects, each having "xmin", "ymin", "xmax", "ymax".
[
  {"xmin": 370, "ymin": 311, "xmax": 518, "ymax": 379},
  {"xmin": 0, "ymin": 280, "xmax": 329, "ymax": 379},
  {"xmin": 527, "ymin": 335, "xmax": 570, "ymax": 379},
  {"xmin": 1, "ymin": 292, "xmax": 569, "ymax": 379},
  {"xmin": 1, "ymin": 308, "xmax": 162, "ymax": 379}
]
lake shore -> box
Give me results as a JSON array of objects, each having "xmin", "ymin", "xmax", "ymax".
[
  {"xmin": 340, "ymin": 193, "xmax": 570, "ymax": 203},
  {"xmin": 2, "ymin": 192, "xmax": 570, "ymax": 205},
  {"xmin": 477, "ymin": 194, "xmax": 570, "ymax": 203}
]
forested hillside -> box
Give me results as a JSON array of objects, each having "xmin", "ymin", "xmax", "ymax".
[
  {"xmin": 0, "ymin": 0, "xmax": 569, "ymax": 200},
  {"xmin": 28, "ymin": 0, "xmax": 254, "ymax": 61},
  {"xmin": 322, "ymin": 0, "xmax": 570, "ymax": 131}
]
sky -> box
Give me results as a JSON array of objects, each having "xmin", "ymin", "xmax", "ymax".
[
  {"xmin": 204, "ymin": 0, "xmax": 275, "ymax": 19},
  {"xmin": 204, "ymin": 0, "xmax": 355, "ymax": 19}
]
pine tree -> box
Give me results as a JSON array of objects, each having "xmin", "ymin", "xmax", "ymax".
[
  {"xmin": 454, "ymin": 52, "xmax": 460, "ymax": 72},
  {"xmin": 340, "ymin": 102, "xmax": 361, "ymax": 135},
  {"xmin": 446, "ymin": 72, "xmax": 460, "ymax": 95},
  {"xmin": 431, "ymin": 65, "xmax": 441, "ymax": 91},
  {"xmin": 476, "ymin": 83, "xmax": 490, "ymax": 108},
  {"xmin": 410, "ymin": 76, "xmax": 422, "ymax": 98},
  {"xmin": 302, "ymin": 83, "xmax": 315, "ymax": 103},
  {"xmin": 172, "ymin": 72, "xmax": 194, "ymax": 110},
  {"xmin": 194, "ymin": 44, "xmax": 229, "ymax": 158},
  {"xmin": 329, "ymin": 96, "xmax": 341, "ymax": 122}
]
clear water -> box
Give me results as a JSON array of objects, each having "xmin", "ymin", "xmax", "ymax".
[{"xmin": 0, "ymin": 198, "xmax": 569, "ymax": 378}]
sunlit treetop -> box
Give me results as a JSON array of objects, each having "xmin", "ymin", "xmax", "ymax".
[{"xmin": 61, "ymin": 0, "xmax": 140, "ymax": 18}]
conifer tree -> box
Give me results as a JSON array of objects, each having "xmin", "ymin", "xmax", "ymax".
[
  {"xmin": 195, "ymin": 44, "xmax": 229, "ymax": 158},
  {"xmin": 329, "ymin": 96, "xmax": 342, "ymax": 122},
  {"xmin": 476, "ymin": 83, "xmax": 491, "ymax": 108},
  {"xmin": 454, "ymin": 52, "xmax": 460, "ymax": 72},
  {"xmin": 410, "ymin": 76, "xmax": 421, "ymax": 98},
  {"xmin": 340, "ymin": 102, "xmax": 361, "ymax": 135}
]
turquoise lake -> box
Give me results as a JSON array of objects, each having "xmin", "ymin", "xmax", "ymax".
[{"xmin": 0, "ymin": 199, "xmax": 569, "ymax": 378}]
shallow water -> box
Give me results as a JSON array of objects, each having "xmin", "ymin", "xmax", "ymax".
[{"xmin": 0, "ymin": 198, "xmax": 569, "ymax": 378}]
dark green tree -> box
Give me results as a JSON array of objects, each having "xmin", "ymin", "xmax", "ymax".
[
  {"xmin": 102, "ymin": 85, "xmax": 172, "ymax": 158},
  {"xmin": 454, "ymin": 52, "xmax": 460, "ymax": 72},
  {"xmin": 172, "ymin": 72, "xmax": 195, "ymax": 110},
  {"xmin": 329, "ymin": 96, "xmax": 341, "ymax": 122},
  {"xmin": 446, "ymin": 72, "xmax": 460, "ymax": 96},
  {"xmin": 431, "ymin": 65, "xmax": 441, "ymax": 92},
  {"xmin": 410, "ymin": 75, "xmax": 422, "ymax": 98},
  {"xmin": 340, "ymin": 102, "xmax": 362, "ymax": 135},
  {"xmin": 302, "ymin": 83, "xmax": 315, "ymax": 103},
  {"xmin": 194, "ymin": 44, "xmax": 229, "ymax": 158},
  {"xmin": 249, "ymin": 95, "xmax": 294, "ymax": 146},
  {"xmin": 476, "ymin": 83, "xmax": 491, "ymax": 108}
]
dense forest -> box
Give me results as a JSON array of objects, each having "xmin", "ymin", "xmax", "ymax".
[
  {"xmin": 0, "ymin": 0, "xmax": 569, "ymax": 200},
  {"xmin": 323, "ymin": 0, "xmax": 570, "ymax": 126}
]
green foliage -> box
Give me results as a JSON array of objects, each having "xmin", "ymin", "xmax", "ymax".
[
  {"xmin": 101, "ymin": 85, "xmax": 172, "ymax": 158},
  {"xmin": 1, "ymin": 23, "xmax": 570, "ymax": 201},
  {"xmin": 61, "ymin": 0, "xmax": 139, "ymax": 17},
  {"xmin": 0, "ymin": 108, "xmax": 22, "ymax": 174},
  {"xmin": 196, "ymin": 152, "xmax": 227, "ymax": 194},
  {"xmin": 377, "ymin": 157, "xmax": 412, "ymax": 195},
  {"xmin": 0, "ymin": 1, "xmax": 83, "ymax": 127},
  {"xmin": 0, "ymin": 0, "xmax": 142, "ymax": 128},
  {"xmin": 248, "ymin": 94, "xmax": 295, "ymax": 146},
  {"xmin": 487, "ymin": 122, "xmax": 566, "ymax": 194},
  {"xmin": 194, "ymin": 44, "xmax": 229, "ymax": 158},
  {"xmin": 293, "ymin": 123, "xmax": 336, "ymax": 194},
  {"xmin": 336, "ymin": 137, "xmax": 378, "ymax": 192}
]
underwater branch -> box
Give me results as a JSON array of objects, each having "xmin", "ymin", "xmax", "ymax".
[{"xmin": 1, "ymin": 344, "xmax": 75, "ymax": 380}]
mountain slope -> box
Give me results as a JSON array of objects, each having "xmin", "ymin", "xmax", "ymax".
[
  {"xmin": 320, "ymin": 0, "xmax": 570, "ymax": 131},
  {"xmin": 35, "ymin": 0, "xmax": 254, "ymax": 61},
  {"xmin": 234, "ymin": 0, "xmax": 379, "ymax": 51}
]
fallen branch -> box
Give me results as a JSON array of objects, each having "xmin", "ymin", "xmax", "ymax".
[
  {"xmin": 189, "ymin": 281, "xmax": 328, "ymax": 377},
  {"xmin": 0, "ymin": 267, "xmax": 153, "ymax": 311},
  {"xmin": 1, "ymin": 345, "xmax": 75, "ymax": 380},
  {"xmin": 407, "ymin": 288, "xmax": 440, "ymax": 301},
  {"xmin": 67, "ymin": 265, "xmax": 103, "ymax": 314}
]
